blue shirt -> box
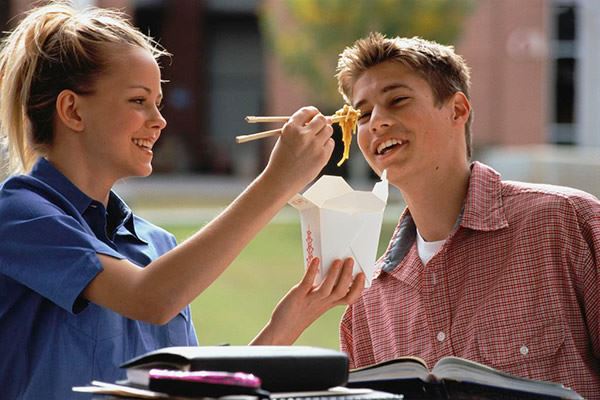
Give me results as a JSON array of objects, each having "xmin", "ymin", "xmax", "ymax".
[{"xmin": 0, "ymin": 158, "xmax": 198, "ymax": 399}]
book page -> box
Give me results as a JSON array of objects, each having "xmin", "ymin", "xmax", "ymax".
[
  {"xmin": 431, "ymin": 357, "xmax": 582, "ymax": 399},
  {"xmin": 73, "ymin": 380, "xmax": 168, "ymax": 398},
  {"xmin": 348, "ymin": 357, "xmax": 430, "ymax": 383}
]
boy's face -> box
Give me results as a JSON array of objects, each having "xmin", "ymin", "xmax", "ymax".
[{"xmin": 351, "ymin": 61, "xmax": 465, "ymax": 187}]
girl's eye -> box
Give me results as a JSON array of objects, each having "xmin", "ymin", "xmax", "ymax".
[{"xmin": 131, "ymin": 98, "xmax": 145, "ymax": 105}]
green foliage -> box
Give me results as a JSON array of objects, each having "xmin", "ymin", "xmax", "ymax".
[{"xmin": 260, "ymin": 0, "xmax": 474, "ymax": 107}]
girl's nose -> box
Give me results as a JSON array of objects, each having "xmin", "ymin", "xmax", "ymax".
[{"xmin": 150, "ymin": 106, "xmax": 167, "ymax": 130}]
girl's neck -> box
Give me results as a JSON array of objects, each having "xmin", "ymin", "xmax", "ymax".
[{"xmin": 45, "ymin": 152, "xmax": 113, "ymax": 206}]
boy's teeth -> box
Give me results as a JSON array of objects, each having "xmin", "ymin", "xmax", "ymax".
[{"xmin": 377, "ymin": 139, "xmax": 403, "ymax": 155}]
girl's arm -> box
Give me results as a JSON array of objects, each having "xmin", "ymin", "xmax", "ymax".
[{"xmin": 83, "ymin": 107, "xmax": 336, "ymax": 324}]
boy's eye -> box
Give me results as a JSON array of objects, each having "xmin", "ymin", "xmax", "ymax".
[
  {"xmin": 357, "ymin": 111, "xmax": 371, "ymax": 123},
  {"xmin": 392, "ymin": 97, "xmax": 407, "ymax": 105}
]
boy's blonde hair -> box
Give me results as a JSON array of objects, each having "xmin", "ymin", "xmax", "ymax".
[
  {"xmin": 336, "ymin": 32, "xmax": 473, "ymax": 158},
  {"xmin": 0, "ymin": 1, "xmax": 170, "ymax": 175}
]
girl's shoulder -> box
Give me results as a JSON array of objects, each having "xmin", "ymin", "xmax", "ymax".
[
  {"xmin": 131, "ymin": 213, "xmax": 177, "ymax": 247},
  {"xmin": 0, "ymin": 174, "xmax": 74, "ymax": 220}
]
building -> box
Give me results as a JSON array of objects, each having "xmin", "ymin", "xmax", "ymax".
[{"xmin": 3, "ymin": 0, "xmax": 599, "ymax": 194}]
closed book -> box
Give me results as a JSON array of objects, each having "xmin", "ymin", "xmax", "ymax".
[{"xmin": 120, "ymin": 346, "xmax": 349, "ymax": 392}]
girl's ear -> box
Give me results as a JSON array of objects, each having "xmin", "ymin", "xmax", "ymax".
[
  {"xmin": 55, "ymin": 89, "xmax": 84, "ymax": 132},
  {"xmin": 451, "ymin": 91, "xmax": 471, "ymax": 125}
]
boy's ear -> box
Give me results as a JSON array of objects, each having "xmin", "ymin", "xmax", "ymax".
[
  {"xmin": 451, "ymin": 91, "xmax": 471, "ymax": 125},
  {"xmin": 55, "ymin": 89, "xmax": 85, "ymax": 132}
]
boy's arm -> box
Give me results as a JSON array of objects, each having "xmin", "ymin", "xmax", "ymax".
[
  {"xmin": 340, "ymin": 304, "xmax": 357, "ymax": 369},
  {"xmin": 575, "ymin": 195, "xmax": 600, "ymax": 357}
]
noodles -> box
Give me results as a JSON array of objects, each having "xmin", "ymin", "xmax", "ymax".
[{"xmin": 334, "ymin": 104, "xmax": 361, "ymax": 167}]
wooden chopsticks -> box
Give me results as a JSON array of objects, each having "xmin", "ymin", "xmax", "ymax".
[
  {"xmin": 245, "ymin": 116, "xmax": 291, "ymax": 124},
  {"xmin": 236, "ymin": 115, "xmax": 346, "ymax": 144},
  {"xmin": 236, "ymin": 128, "xmax": 283, "ymax": 144}
]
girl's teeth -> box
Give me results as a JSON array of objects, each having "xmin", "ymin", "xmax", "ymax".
[{"xmin": 133, "ymin": 139, "xmax": 152, "ymax": 149}]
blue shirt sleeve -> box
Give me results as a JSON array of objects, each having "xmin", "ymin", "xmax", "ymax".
[{"xmin": 0, "ymin": 194, "xmax": 125, "ymax": 314}]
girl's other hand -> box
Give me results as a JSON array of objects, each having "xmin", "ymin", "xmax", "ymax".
[{"xmin": 251, "ymin": 257, "xmax": 364, "ymax": 345}]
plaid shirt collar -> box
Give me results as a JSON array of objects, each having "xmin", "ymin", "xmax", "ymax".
[{"xmin": 380, "ymin": 161, "xmax": 509, "ymax": 274}]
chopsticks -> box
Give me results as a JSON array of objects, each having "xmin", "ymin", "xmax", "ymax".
[
  {"xmin": 245, "ymin": 116, "xmax": 291, "ymax": 124},
  {"xmin": 236, "ymin": 114, "xmax": 347, "ymax": 144},
  {"xmin": 236, "ymin": 128, "xmax": 283, "ymax": 144}
]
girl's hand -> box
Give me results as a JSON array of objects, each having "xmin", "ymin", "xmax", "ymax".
[
  {"xmin": 262, "ymin": 106, "xmax": 335, "ymax": 196},
  {"xmin": 251, "ymin": 257, "xmax": 364, "ymax": 345}
]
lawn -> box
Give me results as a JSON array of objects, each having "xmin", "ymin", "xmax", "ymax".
[{"xmin": 163, "ymin": 220, "xmax": 398, "ymax": 350}]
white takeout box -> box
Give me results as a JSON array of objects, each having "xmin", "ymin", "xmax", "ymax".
[{"xmin": 288, "ymin": 171, "xmax": 388, "ymax": 287}]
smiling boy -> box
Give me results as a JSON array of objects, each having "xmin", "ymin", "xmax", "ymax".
[{"xmin": 336, "ymin": 33, "xmax": 600, "ymax": 398}]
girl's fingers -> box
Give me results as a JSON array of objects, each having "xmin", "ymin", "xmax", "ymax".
[
  {"xmin": 341, "ymin": 272, "xmax": 365, "ymax": 305},
  {"xmin": 314, "ymin": 123, "xmax": 335, "ymax": 147},
  {"xmin": 284, "ymin": 107, "xmax": 333, "ymax": 144},
  {"xmin": 331, "ymin": 258, "xmax": 355, "ymax": 297},
  {"xmin": 298, "ymin": 257, "xmax": 320, "ymax": 291},
  {"xmin": 286, "ymin": 106, "xmax": 319, "ymax": 128},
  {"xmin": 317, "ymin": 259, "xmax": 344, "ymax": 295},
  {"xmin": 303, "ymin": 113, "xmax": 334, "ymax": 147},
  {"xmin": 303, "ymin": 113, "xmax": 328, "ymax": 134}
]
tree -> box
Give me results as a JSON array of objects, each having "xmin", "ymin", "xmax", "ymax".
[{"xmin": 260, "ymin": 0, "xmax": 474, "ymax": 108}]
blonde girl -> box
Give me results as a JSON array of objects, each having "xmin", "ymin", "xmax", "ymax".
[{"xmin": 0, "ymin": 3, "xmax": 363, "ymax": 398}]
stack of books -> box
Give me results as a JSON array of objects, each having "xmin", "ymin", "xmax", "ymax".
[
  {"xmin": 73, "ymin": 346, "xmax": 402, "ymax": 399},
  {"xmin": 73, "ymin": 346, "xmax": 583, "ymax": 399}
]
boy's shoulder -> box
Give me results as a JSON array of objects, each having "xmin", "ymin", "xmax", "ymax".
[
  {"xmin": 500, "ymin": 179, "xmax": 600, "ymax": 217},
  {"xmin": 502, "ymin": 178, "xmax": 597, "ymax": 199},
  {"xmin": 495, "ymin": 180, "xmax": 600, "ymax": 242}
]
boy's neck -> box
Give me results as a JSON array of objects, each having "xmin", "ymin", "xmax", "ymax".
[{"xmin": 400, "ymin": 163, "xmax": 471, "ymax": 242}]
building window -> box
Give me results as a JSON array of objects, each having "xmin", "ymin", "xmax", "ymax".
[
  {"xmin": 550, "ymin": 2, "xmax": 577, "ymax": 144},
  {"xmin": 204, "ymin": 1, "xmax": 264, "ymax": 176}
]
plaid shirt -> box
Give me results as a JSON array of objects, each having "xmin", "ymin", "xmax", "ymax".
[{"xmin": 341, "ymin": 162, "xmax": 600, "ymax": 399}]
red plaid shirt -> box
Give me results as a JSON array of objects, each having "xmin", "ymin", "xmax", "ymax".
[{"xmin": 341, "ymin": 162, "xmax": 600, "ymax": 399}]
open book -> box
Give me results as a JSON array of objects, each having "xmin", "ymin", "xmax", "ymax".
[{"xmin": 347, "ymin": 356, "xmax": 583, "ymax": 400}]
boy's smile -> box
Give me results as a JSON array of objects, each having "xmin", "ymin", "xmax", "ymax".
[
  {"xmin": 352, "ymin": 61, "xmax": 464, "ymax": 188},
  {"xmin": 376, "ymin": 138, "xmax": 407, "ymax": 156}
]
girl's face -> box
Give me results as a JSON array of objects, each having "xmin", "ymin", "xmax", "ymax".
[{"xmin": 77, "ymin": 45, "xmax": 166, "ymax": 182}]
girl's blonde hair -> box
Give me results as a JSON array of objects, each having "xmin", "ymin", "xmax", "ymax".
[{"xmin": 0, "ymin": 1, "xmax": 170, "ymax": 175}]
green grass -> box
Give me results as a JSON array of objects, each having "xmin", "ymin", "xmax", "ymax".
[{"xmin": 163, "ymin": 221, "xmax": 397, "ymax": 349}]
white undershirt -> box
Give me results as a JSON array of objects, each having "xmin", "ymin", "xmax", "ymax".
[{"xmin": 416, "ymin": 229, "xmax": 447, "ymax": 265}]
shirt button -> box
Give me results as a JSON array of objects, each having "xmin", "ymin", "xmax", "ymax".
[
  {"xmin": 520, "ymin": 345, "xmax": 529, "ymax": 356},
  {"xmin": 436, "ymin": 331, "xmax": 446, "ymax": 342}
]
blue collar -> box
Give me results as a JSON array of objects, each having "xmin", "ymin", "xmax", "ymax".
[{"xmin": 30, "ymin": 158, "xmax": 142, "ymax": 242}]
